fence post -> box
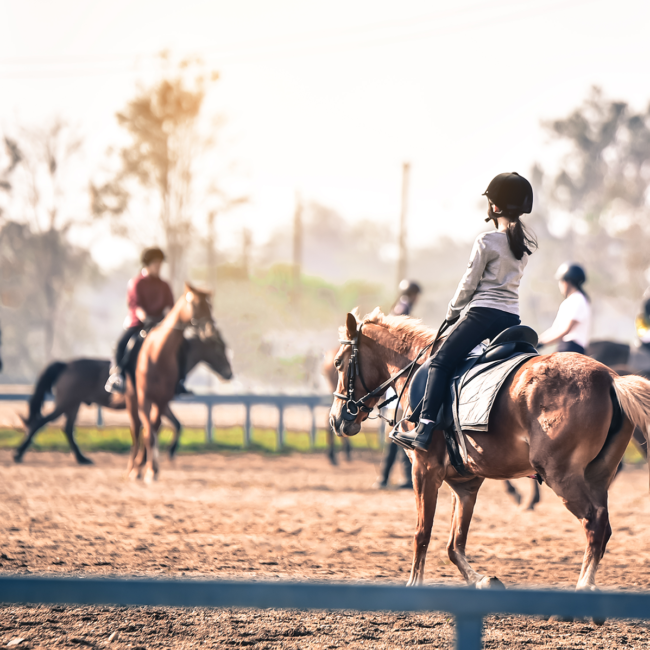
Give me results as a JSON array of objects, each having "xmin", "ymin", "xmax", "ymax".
[
  {"xmin": 277, "ymin": 404, "xmax": 285, "ymax": 449},
  {"xmin": 244, "ymin": 402, "xmax": 252, "ymax": 448},
  {"xmin": 206, "ymin": 402, "xmax": 213, "ymax": 444},
  {"xmin": 455, "ymin": 615, "xmax": 483, "ymax": 650},
  {"xmin": 309, "ymin": 405, "xmax": 317, "ymax": 449},
  {"xmin": 96, "ymin": 405, "xmax": 103, "ymax": 427}
]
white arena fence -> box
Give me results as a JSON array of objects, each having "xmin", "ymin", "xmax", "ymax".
[
  {"xmin": 0, "ymin": 392, "xmax": 365, "ymax": 449},
  {"xmin": 1, "ymin": 576, "xmax": 650, "ymax": 650}
]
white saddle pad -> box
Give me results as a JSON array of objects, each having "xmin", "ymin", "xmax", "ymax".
[{"xmin": 456, "ymin": 353, "xmax": 537, "ymax": 432}]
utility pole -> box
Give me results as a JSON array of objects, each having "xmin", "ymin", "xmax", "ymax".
[
  {"xmin": 242, "ymin": 227, "xmax": 252, "ymax": 279},
  {"xmin": 396, "ymin": 162, "xmax": 410, "ymax": 288},
  {"xmin": 206, "ymin": 211, "xmax": 217, "ymax": 293},
  {"xmin": 292, "ymin": 192, "xmax": 303, "ymax": 297}
]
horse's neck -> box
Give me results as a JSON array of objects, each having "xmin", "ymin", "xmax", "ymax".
[
  {"xmin": 153, "ymin": 302, "xmax": 187, "ymax": 352},
  {"xmin": 366, "ymin": 325, "xmax": 432, "ymax": 375},
  {"xmin": 184, "ymin": 340, "xmax": 202, "ymax": 373},
  {"xmin": 365, "ymin": 324, "xmax": 434, "ymax": 414}
]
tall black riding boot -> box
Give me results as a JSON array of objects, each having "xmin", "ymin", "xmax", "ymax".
[{"xmin": 390, "ymin": 365, "xmax": 449, "ymax": 451}]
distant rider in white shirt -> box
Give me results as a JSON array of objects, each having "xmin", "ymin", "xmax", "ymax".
[{"xmin": 539, "ymin": 263, "xmax": 591, "ymax": 355}]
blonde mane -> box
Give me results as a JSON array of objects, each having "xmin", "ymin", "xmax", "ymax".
[{"xmin": 339, "ymin": 307, "xmax": 437, "ymax": 356}]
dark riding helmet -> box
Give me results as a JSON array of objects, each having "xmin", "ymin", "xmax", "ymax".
[
  {"xmin": 399, "ymin": 279, "xmax": 422, "ymax": 296},
  {"xmin": 555, "ymin": 262, "xmax": 586, "ymax": 288},
  {"xmin": 483, "ymin": 172, "xmax": 533, "ymax": 216},
  {"xmin": 141, "ymin": 247, "xmax": 165, "ymax": 266}
]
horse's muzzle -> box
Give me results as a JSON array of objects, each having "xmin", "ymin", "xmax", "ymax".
[{"xmin": 329, "ymin": 409, "xmax": 361, "ymax": 437}]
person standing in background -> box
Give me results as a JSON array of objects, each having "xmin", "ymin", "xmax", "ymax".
[
  {"xmin": 373, "ymin": 280, "xmax": 422, "ymax": 489},
  {"xmin": 538, "ymin": 263, "xmax": 591, "ymax": 354}
]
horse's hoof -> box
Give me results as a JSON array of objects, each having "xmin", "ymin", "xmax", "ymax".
[
  {"xmin": 548, "ymin": 615, "xmax": 574, "ymax": 622},
  {"xmin": 76, "ymin": 456, "xmax": 94, "ymax": 465},
  {"xmin": 475, "ymin": 576, "xmax": 506, "ymax": 590},
  {"xmin": 143, "ymin": 469, "xmax": 157, "ymax": 484},
  {"xmin": 13, "ymin": 453, "xmax": 23, "ymax": 464}
]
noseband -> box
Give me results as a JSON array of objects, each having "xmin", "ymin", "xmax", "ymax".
[
  {"xmin": 333, "ymin": 325, "xmax": 377, "ymax": 421},
  {"xmin": 333, "ymin": 322, "xmax": 442, "ymax": 425}
]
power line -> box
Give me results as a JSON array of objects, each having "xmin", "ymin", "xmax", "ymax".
[{"xmin": 0, "ymin": 0, "xmax": 596, "ymax": 79}]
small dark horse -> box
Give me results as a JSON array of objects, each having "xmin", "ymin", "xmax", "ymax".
[{"xmin": 15, "ymin": 326, "xmax": 232, "ymax": 464}]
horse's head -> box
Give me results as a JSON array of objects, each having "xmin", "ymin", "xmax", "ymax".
[
  {"xmin": 329, "ymin": 312, "xmax": 390, "ymax": 437},
  {"xmin": 185, "ymin": 319, "xmax": 233, "ymax": 381},
  {"xmin": 181, "ymin": 282, "xmax": 214, "ymax": 325}
]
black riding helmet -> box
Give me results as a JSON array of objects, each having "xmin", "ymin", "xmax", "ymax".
[
  {"xmin": 483, "ymin": 172, "xmax": 533, "ymax": 216},
  {"xmin": 555, "ymin": 262, "xmax": 586, "ymax": 288},
  {"xmin": 141, "ymin": 247, "xmax": 165, "ymax": 266},
  {"xmin": 399, "ymin": 279, "xmax": 422, "ymax": 296}
]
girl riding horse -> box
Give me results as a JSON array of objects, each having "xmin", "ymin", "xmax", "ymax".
[{"xmin": 392, "ymin": 172, "xmax": 536, "ymax": 451}]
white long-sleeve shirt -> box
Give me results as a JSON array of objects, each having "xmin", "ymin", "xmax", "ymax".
[
  {"xmin": 446, "ymin": 231, "xmax": 528, "ymax": 321},
  {"xmin": 552, "ymin": 291, "xmax": 591, "ymax": 348}
]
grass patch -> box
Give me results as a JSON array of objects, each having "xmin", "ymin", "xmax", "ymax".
[{"xmin": 0, "ymin": 426, "xmax": 381, "ymax": 455}]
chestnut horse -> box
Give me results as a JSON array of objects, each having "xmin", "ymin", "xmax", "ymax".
[
  {"xmin": 322, "ymin": 348, "xmax": 352, "ymax": 465},
  {"xmin": 127, "ymin": 283, "xmax": 228, "ymax": 482},
  {"xmin": 329, "ymin": 309, "xmax": 650, "ymax": 591}
]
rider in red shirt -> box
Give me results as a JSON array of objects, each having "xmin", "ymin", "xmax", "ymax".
[{"xmin": 105, "ymin": 247, "xmax": 174, "ymax": 394}]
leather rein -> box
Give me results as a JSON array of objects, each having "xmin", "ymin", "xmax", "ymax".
[{"xmin": 333, "ymin": 320, "xmax": 449, "ymax": 426}]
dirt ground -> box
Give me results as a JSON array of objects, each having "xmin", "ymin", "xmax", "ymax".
[{"xmin": 1, "ymin": 449, "xmax": 650, "ymax": 648}]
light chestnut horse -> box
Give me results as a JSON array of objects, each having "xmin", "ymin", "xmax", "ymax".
[
  {"xmin": 322, "ymin": 348, "xmax": 352, "ymax": 465},
  {"xmin": 329, "ymin": 309, "xmax": 650, "ymax": 592},
  {"xmin": 126, "ymin": 283, "xmax": 226, "ymax": 482}
]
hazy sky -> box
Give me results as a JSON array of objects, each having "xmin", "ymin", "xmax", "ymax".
[{"xmin": 2, "ymin": 0, "xmax": 650, "ymax": 268}]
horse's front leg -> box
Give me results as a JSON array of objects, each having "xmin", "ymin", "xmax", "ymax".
[
  {"xmin": 406, "ymin": 448, "xmax": 445, "ymax": 586},
  {"xmin": 447, "ymin": 477, "xmax": 503, "ymax": 588}
]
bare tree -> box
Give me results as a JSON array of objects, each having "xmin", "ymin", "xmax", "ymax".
[
  {"xmin": 1, "ymin": 119, "xmax": 97, "ymax": 363},
  {"xmin": 538, "ymin": 86, "xmax": 650, "ymax": 299},
  {"xmin": 91, "ymin": 55, "xmax": 240, "ymax": 293}
]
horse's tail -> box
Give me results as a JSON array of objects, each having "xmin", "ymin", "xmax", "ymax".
[
  {"xmin": 23, "ymin": 361, "xmax": 67, "ymax": 426},
  {"xmin": 611, "ymin": 373, "xmax": 650, "ymax": 484}
]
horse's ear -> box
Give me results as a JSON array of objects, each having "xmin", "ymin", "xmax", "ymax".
[
  {"xmin": 346, "ymin": 313, "xmax": 358, "ymax": 340},
  {"xmin": 185, "ymin": 281, "xmax": 212, "ymax": 299}
]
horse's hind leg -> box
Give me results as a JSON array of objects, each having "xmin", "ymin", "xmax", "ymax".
[
  {"xmin": 504, "ymin": 479, "xmax": 521, "ymax": 505},
  {"xmin": 549, "ymin": 476, "xmax": 610, "ymax": 591},
  {"xmin": 164, "ymin": 405, "xmax": 182, "ymax": 460},
  {"xmin": 62, "ymin": 405, "xmax": 92, "ymax": 465},
  {"xmin": 127, "ymin": 395, "xmax": 142, "ymax": 479},
  {"xmin": 14, "ymin": 408, "xmax": 65, "ymax": 462},
  {"xmin": 447, "ymin": 477, "xmax": 502, "ymax": 589},
  {"xmin": 525, "ymin": 480, "xmax": 541, "ymax": 511},
  {"xmin": 406, "ymin": 450, "xmax": 444, "ymax": 586}
]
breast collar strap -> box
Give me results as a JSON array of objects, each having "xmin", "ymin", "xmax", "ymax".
[{"xmin": 333, "ymin": 322, "xmax": 443, "ymax": 425}]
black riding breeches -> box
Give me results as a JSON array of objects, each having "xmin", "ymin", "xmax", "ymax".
[
  {"xmin": 420, "ymin": 307, "xmax": 521, "ymax": 421},
  {"xmin": 115, "ymin": 325, "xmax": 142, "ymax": 370}
]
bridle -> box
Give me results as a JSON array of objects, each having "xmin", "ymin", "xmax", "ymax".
[{"xmin": 333, "ymin": 320, "xmax": 448, "ymax": 425}]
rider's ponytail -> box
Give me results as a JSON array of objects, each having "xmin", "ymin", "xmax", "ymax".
[{"xmin": 505, "ymin": 216, "xmax": 537, "ymax": 260}]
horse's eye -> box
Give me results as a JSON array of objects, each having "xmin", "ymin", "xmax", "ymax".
[{"xmin": 334, "ymin": 358, "xmax": 342, "ymax": 369}]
